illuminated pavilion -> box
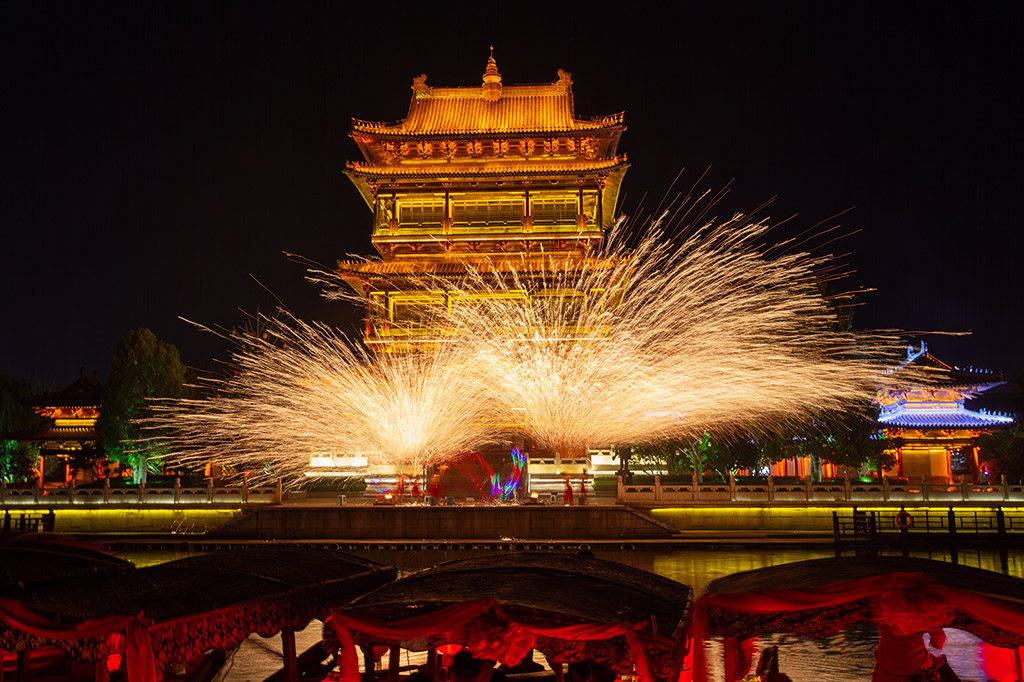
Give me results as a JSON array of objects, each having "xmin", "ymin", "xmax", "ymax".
[
  {"xmin": 332, "ymin": 50, "xmax": 629, "ymax": 488},
  {"xmin": 22, "ymin": 370, "xmax": 103, "ymax": 486},
  {"xmin": 876, "ymin": 342, "xmax": 1014, "ymax": 483}
]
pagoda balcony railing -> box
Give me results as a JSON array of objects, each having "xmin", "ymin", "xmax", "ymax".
[
  {"xmin": 616, "ymin": 474, "xmax": 1024, "ymax": 506},
  {"xmin": 373, "ymin": 220, "xmax": 595, "ymax": 238},
  {"xmin": 0, "ymin": 478, "xmax": 282, "ymax": 507}
]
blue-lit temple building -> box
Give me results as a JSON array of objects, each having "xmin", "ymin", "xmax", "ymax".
[{"xmin": 876, "ymin": 343, "xmax": 1014, "ymax": 483}]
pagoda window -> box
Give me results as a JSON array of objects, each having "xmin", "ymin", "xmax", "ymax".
[
  {"xmin": 531, "ymin": 194, "xmax": 578, "ymax": 228},
  {"xmin": 450, "ymin": 292, "xmax": 528, "ymax": 329},
  {"xmin": 530, "ymin": 191, "xmax": 600, "ymax": 232},
  {"xmin": 450, "ymin": 195, "xmax": 525, "ymax": 233},
  {"xmin": 389, "ymin": 294, "xmax": 447, "ymax": 335},
  {"xmin": 397, "ymin": 200, "xmax": 445, "ymax": 233}
]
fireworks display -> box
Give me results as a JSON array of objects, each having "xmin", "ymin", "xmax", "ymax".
[
  {"xmin": 150, "ymin": 315, "xmax": 501, "ymax": 482},
  {"xmin": 433, "ymin": 217, "xmax": 902, "ymax": 458},
  {"xmin": 153, "ymin": 215, "xmax": 905, "ymax": 484}
]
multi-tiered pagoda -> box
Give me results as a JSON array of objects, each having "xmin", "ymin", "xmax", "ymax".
[
  {"xmin": 876, "ymin": 342, "xmax": 1014, "ymax": 483},
  {"xmin": 335, "ymin": 51, "xmax": 628, "ymax": 489},
  {"xmin": 338, "ymin": 50, "xmax": 627, "ymax": 348}
]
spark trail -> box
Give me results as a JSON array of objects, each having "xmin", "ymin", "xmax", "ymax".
[
  {"xmin": 155, "ymin": 216, "xmax": 905, "ymax": 482},
  {"xmin": 150, "ymin": 315, "xmax": 499, "ymax": 483},
  {"xmin": 430, "ymin": 217, "xmax": 903, "ymax": 457}
]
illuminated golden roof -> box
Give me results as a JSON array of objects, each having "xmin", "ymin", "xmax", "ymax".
[{"xmin": 352, "ymin": 55, "xmax": 623, "ymax": 137}]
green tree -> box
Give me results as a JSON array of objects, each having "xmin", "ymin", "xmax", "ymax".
[
  {"xmin": 0, "ymin": 374, "xmax": 46, "ymax": 484},
  {"xmin": 980, "ymin": 424, "xmax": 1024, "ymax": 483},
  {"xmin": 96, "ymin": 329, "xmax": 187, "ymax": 483},
  {"xmin": 0, "ymin": 439, "xmax": 40, "ymax": 483},
  {"xmin": 801, "ymin": 413, "xmax": 893, "ymax": 479}
]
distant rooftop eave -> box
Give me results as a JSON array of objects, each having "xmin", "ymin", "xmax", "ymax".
[{"xmin": 878, "ymin": 406, "xmax": 1015, "ymax": 429}]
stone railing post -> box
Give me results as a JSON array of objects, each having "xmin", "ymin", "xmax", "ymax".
[
  {"xmin": 276, "ymin": 477, "xmax": 284, "ymax": 505},
  {"xmin": 1003, "ymin": 475, "xmax": 1010, "ymax": 502},
  {"xmin": 691, "ymin": 473, "xmax": 698, "ymax": 502},
  {"xmin": 921, "ymin": 475, "xmax": 930, "ymax": 501},
  {"xmin": 654, "ymin": 475, "xmax": 662, "ymax": 502},
  {"xmin": 174, "ymin": 476, "xmax": 181, "ymax": 503},
  {"xmin": 103, "ymin": 477, "xmax": 111, "ymax": 503},
  {"xmin": 207, "ymin": 479, "xmax": 214, "ymax": 503},
  {"xmin": 767, "ymin": 476, "xmax": 775, "ymax": 503},
  {"xmin": 843, "ymin": 475, "xmax": 852, "ymax": 501},
  {"xmin": 33, "ymin": 483, "xmax": 41, "ymax": 504},
  {"xmin": 805, "ymin": 478, "xmax": 812, "ymax": 502},
  {"xmin": 962, "ymin": 477, "xmax": 970, "ymax": 502},
  {"xmin": 68, "ymin": 479, "xmax": 75, "ymax": 504},
  {"xmin": 882, "ymin": 477, "xmax": 890, "ymax": 501},
  {"xmin": 728, "ymin": 472, "xmax": 737, "ymax": 502},
  {"xmin": 242, "ymin": 474, "xmax": 249, "ymax": 504},
  {"xmin": 138, "ymin": 481, "xmax": 146, "ymax": 503}
]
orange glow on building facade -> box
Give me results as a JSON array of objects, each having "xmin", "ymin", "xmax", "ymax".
[
  {"xmin": 24, "ymin": 370, "xmax": 103, "ymax": 485},
  {"xmin": 334, "ymin": 51, "xmax": 629, "ymax": 486},
  {"xmin": 338, "ymin": 50, "xmax": 628, "ymax": 352}
]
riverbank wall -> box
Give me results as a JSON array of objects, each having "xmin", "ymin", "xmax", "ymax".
[{"xmin": 208, "ymin": 505, "xmax": 679, "ymax": 540}]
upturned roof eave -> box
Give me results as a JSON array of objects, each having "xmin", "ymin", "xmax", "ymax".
[
  {"xmin": 350, "ymin": 117, "xmax": 626, "ymax": 140},
  {"xmin": 344, "ymin": 157, "xmax": 629, "ymax": 180}
]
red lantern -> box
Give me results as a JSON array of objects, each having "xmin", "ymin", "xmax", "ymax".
[
  {"xmin": 106, "ymin": 653, "xmax": 123, "ymax": 673},
  {"xmin": 437, "ymin": 643, "xmax": 462, "ymax": 656}
]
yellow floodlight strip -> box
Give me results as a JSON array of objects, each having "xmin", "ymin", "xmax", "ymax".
[{"xmin": 649, "ymin": 506, "xmax": 1024, "ymax": 514}]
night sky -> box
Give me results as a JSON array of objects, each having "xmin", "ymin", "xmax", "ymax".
[{"xmin": 2, "ymin": 2, "xmax": 1021, "ymax": 392}]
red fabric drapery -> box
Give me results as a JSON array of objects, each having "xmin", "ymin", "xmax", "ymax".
[
  {"xmin": 688, "ymin": 572, "xmax": 1024, "ymax": 682},
  {"xmin": 326, "ymin": 598, "xmax": 663, "ymax": 682},
  {"xmin": 0, "ymin": 597, "xmax": 155, "ymax": 682}
]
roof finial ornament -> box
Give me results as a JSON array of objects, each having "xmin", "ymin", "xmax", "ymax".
[{"xmin": 482, "ymin": 45, "xmax": 502, "ymax": 102}]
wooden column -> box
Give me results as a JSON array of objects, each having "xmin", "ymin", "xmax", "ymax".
[
  {"xmin": 577, "ymin": 185, "xmax": 585, "ymax": 230},
  {"xmin": 388, "ymin": 645, "xmax": 401, "ymax": 682},
  {"xmin": 523, "ymin": 188, "xmax": 531, "ymax": 232},
  {"xmin": 361, "ymin": 645, "xmax": 376, "ymax": 682},
  {"xmin": 427, "ymin": 648, "xmax": 437, "ymax": 681},
  {"xmin": 16, "ymin": 650, "xmax": 29, "ymax": 682},
  {"xmin": 94, "ymin": 657, "xmax": 110, "ymax": 682},
  {"xmin": 281, "ymin": 627, "xmax": 298, "ymax": 682}
]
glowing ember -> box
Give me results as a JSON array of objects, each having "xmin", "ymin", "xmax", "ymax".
[
  {"xmin": 422, "ymin": 218, "xmax": 902, "ymax": 457},
  {"xmin": 150, "ymin": 314, "xmax": 500, "ymax": 481},
  {"xmin": 153, "ymin": 217, "xmax": 903, "ymax": 484}
]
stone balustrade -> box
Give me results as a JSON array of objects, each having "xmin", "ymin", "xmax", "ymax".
[
  {"xmin": 0, "ymin": 478, "xmax": 282, "ymax": 506},
  {"xmin": 617, "ymin": 474, "xmax": 1024, "ymax": 506}
]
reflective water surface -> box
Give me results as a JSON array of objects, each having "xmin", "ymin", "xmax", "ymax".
[{"xmin": 115, "ymin": 546, "xmax": 1024, "ymax": 682}]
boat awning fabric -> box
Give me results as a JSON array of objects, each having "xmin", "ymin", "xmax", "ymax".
[
  {"xmin": 690, "ymin": 556, "xmax": 1024, "ymax": 682},
  {"xmin": 0, "ymin": 545, "xmax": 396, "ymax": 679},
  {"xmin": 327, "ymin": 552, "xmax": 693, "ymax": 682}
]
